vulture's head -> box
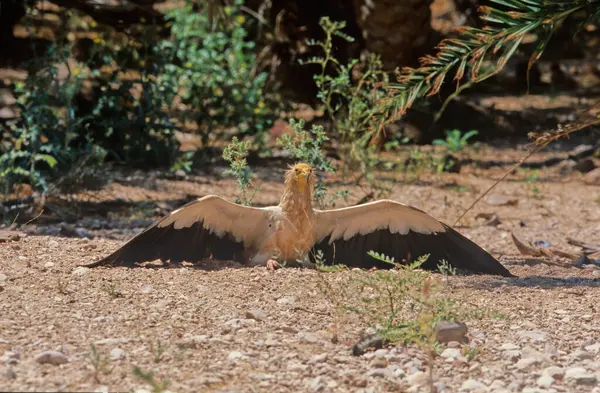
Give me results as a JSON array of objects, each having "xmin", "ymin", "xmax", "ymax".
[{"xmin": 286, "ymin": 163, "xmax": 314, "ymax": 193}]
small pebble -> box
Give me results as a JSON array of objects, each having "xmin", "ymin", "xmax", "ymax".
[
  {"xmin": 503, "ymin": 350, "xmax": 521, "ymax": 362},
  {"xmin": 48, "ymin": 240, "xmax": 59, "ymax": 248},
  {"xmin": 518, "ymin": 331, "xmax": 547, "ymax": 342},
  {"xmin": 297, "ymin": 332, "xmax": 321, "ymax": 344},
  {"xmin": 500, "ymin": 343, "xmax": 519, "ymax": 351},
  {"xmin": 94, "ymin": 337, "xmax": 130, "ymax": 345},
  {"xmin": 584, "ymin": 342, "xmax": 600, "ymax": 353},
  {"xmin": 309, "ymin": 353, "xmax": 328, "ymax": 364},
  {"xmin": 71, "ymin": 267, "xmax": 89, "ymax": 276},
  {"xmin": 406, "ymin": 371, "xmax": 428, "ymax": 386},
  {"xmin": 515, "ymin": 357, "xmax": 539, "ymax": 369},
  {"xmin": 354, "ymin": 378, "xmax": 368, "ymax": 387},
  {"xmin": 110, "ymin": 348, "xmax": 125, "ymax": 361},
  {"xmin": 440, "ymin": 348, "xmax": 461, "ymax": 360},
  {"xmin": 536, "ymin": 374, "xmax": 554, "ymax": 388},
  {"xmin": 565, "ymin": 367, "xmax": 597, "ymax": 385},
  {"xmin": 227, "ymin": 351, "xmax": 245, "ymax": 361},
  {"xmin": 265, "ymin": 338, "xmax": 279, "ymax": 347},
  {"xmin": 245, "ymin": 309, "xmax": 266, "ymax": 321},
  {"xmin": 3, "ymin": 367, "xmax": 16, "ymax": 379},
  {"xmin": 460, "ymin": 378, "xmax": 486, "ymax": 391},
  {"xmin": 543, "ymin": 366, "xmax": 564, "ymax": 380},
  {"xmin": 366, "ymin": 367, "xmax": 394, "ymax": 378},
  {"xmin": 35, "ymin": 350, "xmax": 68, "ymax": 365},
  {"xmin": 434, "ymin": 321, "xmax": 468, "ymax": 344},
  {"xmin": 570, "ymin": 349, "xmax": 593, "ymax": 361},
  {"xmin": 276, "ymin": 296, "xmax": 295, "ymax": 306},
  {"xmin": 369, "ymin": 358, "xmax": 387, "ymax": 368},
  {"xmin": 489, "ymin": 379, "xmax": 505, "ymax": 389}
]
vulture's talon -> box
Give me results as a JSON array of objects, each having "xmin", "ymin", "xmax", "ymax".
[{"xmin": 266, "ymin": 259, "xmax": 280, "ymax": 272}]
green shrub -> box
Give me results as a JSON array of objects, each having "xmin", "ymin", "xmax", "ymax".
[
  {"xmin": 159, "ymin": 0, "xmax": 281, "ymax": 147},
  {"xmin": 1, "ymin": 41, "xmax": 106, "ymax": 194},
  {"xmin": 298, "ymin": 17, "xmax": 392, "ymax": 199},
  {"xmin": 432, "ymin": 129, "xmax": 478, "ymax": 154},
  {"xmin": 1, "ymin": 0, "xmax": 281, "ymax": 195}
]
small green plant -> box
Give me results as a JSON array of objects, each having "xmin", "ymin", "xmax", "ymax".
[
  {"xmin": 222, "ymin": 136, "xmax": 259, "ymax": 206},
  {"xmin": 523, "ymin": 168, "xmax": 541, "ymax": 195},
  {"xmin": 298, "ymin": 17, "xmax": 392, "ymax": 200},
  {"xmin": 323, "ymin": 250, "xmax": 498, "ymax": 346},
  {"xmin": 313, "ymin": 249, "xmax": 347, "ymax": 272},
  {"xmin": 89, "ymin": 344, "xmax": 113, "ymax": 383},
  {"xmin": 151, "ymin": 340, "xmax": 169, "ymax": 363},
  {"xmin": 437, "ymin": 259, "xmax": 457, "ymax": 277},
  {"xmin": 101, "ymin": 281, "xmax": 123, "ymax": 299},
  {"xmin": 433, "ymin": 129, "xmax": 478, "ymax": 154},
  {"xmin": 463, "ymin": 344, "xmax": 482, "ymax": 361},
  {"xmin": 56, "ymin": 277, "xmax": 70, "ymax": 295},
  {"xmin": 133, "ymin": 366, "xmax": 169, "ymax": 393},
  {"xmin": 401, "ymin": 147, "xmax": 443, "ymax": 182}
]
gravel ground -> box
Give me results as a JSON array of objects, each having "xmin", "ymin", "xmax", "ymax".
[{"xmin": 2, "ymin": 151, "xmax": 600, "ymax": 393}]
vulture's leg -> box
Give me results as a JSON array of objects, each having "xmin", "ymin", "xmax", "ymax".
[{"xmin": 266, "ymin": 259, "xmax": 281, "ymax": 271}]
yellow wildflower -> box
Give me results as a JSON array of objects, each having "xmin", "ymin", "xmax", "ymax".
[{"xmin": 236, "ymin": 15, "xmax": 246, "ymax": 24}]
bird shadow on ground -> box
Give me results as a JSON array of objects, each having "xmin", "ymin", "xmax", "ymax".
[
  {"xmin": 478, "ymin": 257, "xmax": 600, "ymax": 288},
  {"xmin": 470, "ymin": 275, "xmax": 600, "ymax": 289},
  {"xmin": 97, "ymin": 260, "xmax": 250, "ymax": 272},
  {"xmin": 101, "ymin": 259, "xmax": 316, "ymax": 272}
]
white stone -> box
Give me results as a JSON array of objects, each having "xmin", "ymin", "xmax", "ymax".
[
  {"xmin": 227, "ymin": 351, "xmax": 245, "ymax": 361},
  {"xmin": 440, "ymin": 348, "xmax": 462, "ymax": 359},
  {"xmin": 110, "ymin": 348, "xmax": 125, "ymax": 360},
  {"xmin": 515, "ymin": 357, "xmax": 539, "ymax": 370},
  {"xmin": 460, "ymin": 378, "xmax": 487, "ymax": 391},
  {"xmin": 536, "ymin": 375, "xmax": 554, "ymax": 388},
  {"xmin": 565, "ymin": 367, "xmax": 597, "ymax": 385}
]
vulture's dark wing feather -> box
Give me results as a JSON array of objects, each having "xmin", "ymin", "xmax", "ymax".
[
  {"xmin": 312, "ymin": 200, "xmax": 513, "ymax": 277},
  {"xmin": 85, "ymin": 195, "xmax": 273, "ymax": 267}
]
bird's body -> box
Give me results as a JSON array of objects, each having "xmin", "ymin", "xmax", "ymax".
[{"xmin": 86, "ymin": 163, "xmax": 513, "ymax": 277}]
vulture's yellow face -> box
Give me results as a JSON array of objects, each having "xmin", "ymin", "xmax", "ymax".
[{"xmin": 291, "ymin": 163, "xmax": 314, "ymax": 193}]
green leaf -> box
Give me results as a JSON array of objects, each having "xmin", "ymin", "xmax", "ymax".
[{"xmin": 33, "ymin": 154, "xmax": 58, "ymax": 168}]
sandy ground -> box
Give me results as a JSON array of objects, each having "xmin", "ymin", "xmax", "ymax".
[{"xmin": 2, "ymin": 144, "xmax": 600, "ymax": 393}]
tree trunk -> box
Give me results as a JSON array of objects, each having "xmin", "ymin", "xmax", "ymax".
[{"xmin": 352, "ymin": 0, "xmax": 435, "ymax": 69}]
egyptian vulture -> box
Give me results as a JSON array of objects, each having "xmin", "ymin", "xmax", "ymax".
[{"xmin": 85, "ymin": 163, "xmax": 513, "ymax": 277}]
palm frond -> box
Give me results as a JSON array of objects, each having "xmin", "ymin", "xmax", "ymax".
[{"xmin": 377, "ymin": 0, "xmax": 600, "ymax": 129}]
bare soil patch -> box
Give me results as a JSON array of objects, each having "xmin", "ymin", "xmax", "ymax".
[{"xmin": 2, "ymin": 143, "xmax": 600, "ymax": 393}]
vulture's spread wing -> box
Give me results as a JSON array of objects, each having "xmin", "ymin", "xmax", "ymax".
[
  {"xmin": 312, "ymin": 200, "xmax": 513, "ymax": 277},
  {"xmin": 85, "ymin": 195, "xmax": 274, "ymax": 267}
]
